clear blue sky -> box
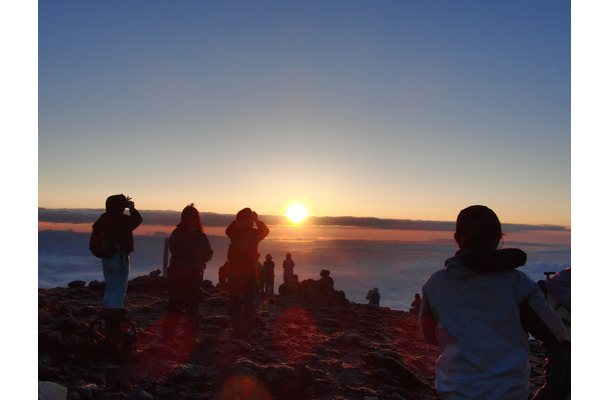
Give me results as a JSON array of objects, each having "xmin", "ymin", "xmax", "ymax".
[{"xmin": 38, "ymin": 0, "xmax": 571, "ymax": 226}]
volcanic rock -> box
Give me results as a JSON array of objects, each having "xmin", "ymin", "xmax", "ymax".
[{"xmin": 38, "ymin": 273, "xmax": 548, "ymax": 399}]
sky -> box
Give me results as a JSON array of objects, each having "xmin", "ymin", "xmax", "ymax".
[
  {"xmin": 10, "ymin": 1, "xmax": 610, "ymax": 394},
  {"xmin": 37, "ymin": 0, "xmax": 572, "ymax": 227}
]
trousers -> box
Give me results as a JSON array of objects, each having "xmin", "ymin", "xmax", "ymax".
[{"xmin": 102, "ymin": 251, "xmax": 129, "ymax": 308}]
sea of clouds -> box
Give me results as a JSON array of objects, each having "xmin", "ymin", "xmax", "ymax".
[{"xmin": 38, "ymin": 209, "xmax": 571, "ymax": 311}]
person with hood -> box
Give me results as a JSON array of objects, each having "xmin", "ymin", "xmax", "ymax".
[
  {"xmin": 366, "ymin": 287, "xmax": 380, "ymax": 306},
  {"xmin": 283, "ymin": 253, "xmax": 295, "ymax": 284},
  {"xmin": 163, "ymin": 204, "xmax": 213, "ymax": 346},
  {"xmin": 225, "ymin": 208, "xmax": 269, "ymax": 339},
  {"xmin": 419, "ymin": 205, "xmax": 567, "ymax": 400},
  {"xmin": 92, "ymin": 194, "xmax": 142, "ymax": 308}
]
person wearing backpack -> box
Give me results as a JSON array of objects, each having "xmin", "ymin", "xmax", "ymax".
[
  {"xmin": 91, "ymin": 194, "xmax": 142, "ymax": 308},
  {"xmin": 162, "ymin": 204, "xmax": 213, "ymax": 347},
  {"xmin": 419, "ymin": 205, "xmax": 567, "ymax": 400},
  {"xmin": 225, "ymin": 208, "xmax": 269, "ymax": 340}
]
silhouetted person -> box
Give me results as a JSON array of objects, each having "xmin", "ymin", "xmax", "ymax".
[
  {"xmin": 218, "ymin": 261, "xmax": 229, "ymax": 290},
  {"xmin": 225, "ymin": 208, "xmax": 269, "ymax": 340},
  {"xmin": 279, "ymin": 274, "xmax": 300, "ymax": 296},
  {"xmin": 366, "ymin": 287, "xmax": 380, "ymax": 306},
  {"xmin": 409, "ymin": 293, "xmax": 421, "ymax": 315},
  {"xmin": 533, "ymin": 266, "xmax": 571, "ymax": 400},
  {"xmin": 420, "ymin": 205, "xmax": 567, "ymax": 400},
  {"xmin": 261, "ymin": 254, "xmax": 275, "ymax": 295},
  {"xmin": 319, "ymin": 268, "xmax": 334, "ymax": 288},
  {"xmin": 283, "ymin": 253, "xmax": 295, "ymax": 284},
  {"xmin": 92, "ymin": 194, "xmax": 142, "ymax": 308},
  {"xmin": 163, "ymin": 204, "xmax": 213, "ymax": 346},
  {"xmin": 255, "ymin": 259, "xmax": 263, "ymax": 294}
]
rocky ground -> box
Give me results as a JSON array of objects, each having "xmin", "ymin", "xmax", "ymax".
[{"xmin": 38, "ymin": 275, "xmax": 547, "ymax": 400}]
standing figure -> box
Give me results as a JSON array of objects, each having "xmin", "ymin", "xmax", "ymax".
[
  {"xmin": 261, "ymin": 254, "xmax": 275, "ymax": 295},
  {"xmin": 218, "ymin": 261, "xmax": 229, "ymax": 290},
  {"xmin": 255, "ymin": 259, "xmax": 263, "ymax": 294},
  {"xmin": 532, "ymin": 267, "xmax": 571, "ymax": 400},
  {"xmin": 283, "ymin": 253, "xmax": 295, "ymax": 284},
  {"xmin": 409, "ymin": 293, "xmax": 422, "ymax": 315},
  {"xmin": 91, "ymin": 194, "xmax": 142, "ymax": 308},
  {"xmin": 225, "ymin": 208, "xmax": 269, "ymax": 340},
  {"xmin": 419, "ymin": 205, "xmax": 567, "ymax": 400},
  {"xmin": 366, "ymin": 287, "xmax": 380, "ymax": 306},
  {"xmin": 163, "ymin": 204, "xmax": 213, "ymax": 346}
]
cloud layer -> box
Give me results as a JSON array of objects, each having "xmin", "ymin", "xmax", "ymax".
[
  {"xmin": 39, "ymin": 208, "xmax": 569, "ymax": 233},
  {"xmin": 39, "ymin": 225, "xmax": 570, "ymax": 311}
]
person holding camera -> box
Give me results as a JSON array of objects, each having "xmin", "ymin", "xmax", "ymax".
[
  {"xmin": 225, "ymin": 207, "xmax": 269, "ymax": 340},
  {"xmin": 92, "ymin": 194, "xmax": 142, "ymax": 308}
]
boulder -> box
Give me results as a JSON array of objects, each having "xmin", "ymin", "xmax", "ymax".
[
  {"xmin": 38, "ymin": 381, "xmax": 68, "ymax": 400},
  {"xmin": 68, "ymin": 280, "xmax": 86, "ymax": 288}
]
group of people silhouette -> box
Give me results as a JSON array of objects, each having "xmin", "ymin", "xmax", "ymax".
[
  {"xmin": 253, "ymin": 252, "xmax": 296, "ymax": 296},
  {"xmin": 91, "ymin": 196, "xmax": 340, "ymax": 342},
  {"xmin": 91, "ymin": 196, "xmax": 570, "ymax": 399}
]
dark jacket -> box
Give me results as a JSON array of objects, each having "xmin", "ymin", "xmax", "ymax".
[
  {"xmin": 261, "ymin": 260, "xmax": 275, "ymax": 278},
  {"xmin": 169, "ymin": 226, "xmax": 213, "ymax": 271},
  {"xmin": 92, "ymin": 209, "xmax": 142, "ymax": 255},
  {"xmin": 225, "ymin": 220, "xmax": 269, "ymax": 267}
]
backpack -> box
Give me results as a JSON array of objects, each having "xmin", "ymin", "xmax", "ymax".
[
  {"xmin": 89, "ymin": 219, "xmax": 117, "ymax": 259},
  {"xmin": 89, "ymin": 308, "xmax": 138, "ymax": 352}
]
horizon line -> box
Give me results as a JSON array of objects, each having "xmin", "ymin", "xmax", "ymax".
[{"xmin": 38, "ymin": 207, "xmax": 570, "ymax": 233}]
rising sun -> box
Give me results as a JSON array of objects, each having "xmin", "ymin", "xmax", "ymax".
[{"xmin": 285, "ymin": 203, "xmax": 310, "ymax": 224}]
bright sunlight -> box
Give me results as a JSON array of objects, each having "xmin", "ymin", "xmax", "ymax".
[{"xmin": 285, "ymin": 203, "xmax": 310, "ymax": 224}]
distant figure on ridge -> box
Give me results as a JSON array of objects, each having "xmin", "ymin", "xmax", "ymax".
[
  {"xmin": 255, "ymin": 258, "xmax": 263, "ymax": 294},
  {"xmin": 90, "ymin": 194, "xmax": 142, "ymax": 308},
  {"xmin": 409, "ymin": 293, "xmax": 421, "ymax": 315},
  {"xmin": 366, "ymin": 287, "xmax": 380, "ymax": 306},
  {"xmin": 225, "ymin": 208, "xmax": 269, "ymax": 340},
  {"xmin": 419, "ymin": 205, "xmax": 567, "ymax": 400},
  {"xmin": 218, "ymin": 261, "xmax": 229, "ymax": 290},
  {"xmin": 279, "ymin": 274, "xmax": 300, "ymax": 296},
  {"xmin": 162, "ymin": 204, "xmax": 213, "ymax": 346},
  {"xmin": 319, "ymin": 268, "xmax": 334, "ymax": 288},
  {"xmin": 283, "ymin": 253, "xmax": 295, "ymax": 284},
  {"xmin": 261, "ymin": 254, "xmax": 275, "ymax": 295}
]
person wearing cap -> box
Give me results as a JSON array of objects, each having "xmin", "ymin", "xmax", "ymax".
[
  {"xmin": 225, "ymin": 207, "xmax": 269, "ymax": 339},
  {"xmin": 419, "ymin": 205, "xmax": 567, "ymax": 400},
  {"xmin": 261, "ymin": 254, "xmax": 275, "ymax": 295},
  {"xmin": 163, "ymin": 204, "xmax": 213, "ymax": 346}
]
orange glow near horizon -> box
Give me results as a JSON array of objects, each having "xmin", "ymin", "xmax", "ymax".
[{"xmin": 37, "ymin": 221, "xmax": 570, "ymax": 246}]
